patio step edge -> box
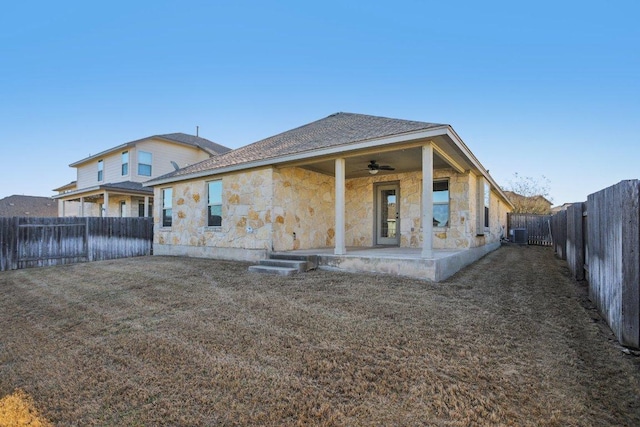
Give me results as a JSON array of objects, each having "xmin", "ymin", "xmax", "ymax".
[
  {"xmin": 259, "ymin": 259, "xmax": 308, "ymax": 272},
  {"xmin": 248, "ymin": 265, "xmax": 298, "ymax": 276},
  {"xmin": 269, "ymin": 253, "xmax": 318, "ymax": 270}
]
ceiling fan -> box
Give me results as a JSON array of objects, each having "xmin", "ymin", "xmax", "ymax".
[{"xmin": 367, "ymin": 160, "xmax": 395, "ymax": 174}]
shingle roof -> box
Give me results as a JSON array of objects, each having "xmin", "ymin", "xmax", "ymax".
[
  {"xmin": 149, "ymin": 112, "xmax": 445, "ymax": 183},
  {"xmin": 101, "ymin": 181, "xmax": 153, "ymax": 194},
  {"xmin": 70, "ymin": 133, "xmax": 230, "ymax": 167},
  {"xmin": 157, "ymin": 133, "xmax": 231, "ymax": 156},
  {"xmin": 0, "ymin": 195, "xmax": 58, "ymax": 217}
]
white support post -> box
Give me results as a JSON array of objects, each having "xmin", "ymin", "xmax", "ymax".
[
  {"xmin": 422, "ymin": 143, "xmax": 434, "ymax": 258},
  {"xmin": 103, "ymin": 192, "xmax": 109, "ymax": 217},
  {"xmin": 334, "ymin": 158, "xmax": 346, "ymax": 255},
  {"xmin": 144, "ymin": 196, "xmax": 150, "ymax": 217},
  {"xmin": 79, "ymin": 197, "xmax": 85, "ymax": 217}
]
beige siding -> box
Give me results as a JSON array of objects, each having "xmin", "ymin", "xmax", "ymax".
[
  {"xmin": 131, "ymin": 140, "xmax": 209, "ymax": 183},
  {"xmin": 74, "ymin": 138, "xmax": 211, "ymax": 188}
]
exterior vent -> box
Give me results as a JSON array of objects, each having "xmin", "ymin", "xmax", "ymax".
[{"xmin": 512, "ymin": 228, "xmax": 528, "ymax": 245}]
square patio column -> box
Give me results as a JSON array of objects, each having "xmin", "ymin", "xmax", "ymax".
[
  {"xmin": 144, "ymin": 196, "xmax": 150, "ymax": 217},
  {"xmin": 334, "ymin": 158, "xmax": 346, "ymax": 255},
  {"xmin": 79, "ymin": 197, "xmax": 85, "ymax": 217},
  {"xmin": 103, "ymin": 192, "xmax": 109, "ymax": 217},
  {"xmin": 421, "ymin": 143, "xmax": 434, "ymax": 258}
]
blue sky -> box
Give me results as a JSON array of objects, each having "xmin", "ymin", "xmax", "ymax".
[{"xmin": 1, "ymin": 0, "xmax": 638, "ymax": 205}]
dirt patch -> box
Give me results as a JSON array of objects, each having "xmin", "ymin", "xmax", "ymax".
[{"xmin": 0, "ymin": 246, "xmax": 638, "ymax": 425}]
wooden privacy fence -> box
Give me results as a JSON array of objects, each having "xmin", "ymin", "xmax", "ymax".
[
  {"xmin": 551, "ymin": 180, "xmax": 639, "ymax": 349},
  {"xmin": 507, "ymin": 213, "xmax": 553, "ymax": 246},
  {"xmin": 0, "ymin": 217, "xmax": 153, "ymax": 272}
]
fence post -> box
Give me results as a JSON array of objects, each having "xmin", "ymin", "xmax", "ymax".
[
  {"xmin": 10, "ymin": 217, "xmax": 19, "ymax": 270},
  {"xmin": 620, "ymin": 181, "xmax": 640, "ymax": 347}
]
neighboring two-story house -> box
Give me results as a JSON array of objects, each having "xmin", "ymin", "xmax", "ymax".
[{"xmin": 53, "ymin": 133, "xmax": 230, "ymax": 217}]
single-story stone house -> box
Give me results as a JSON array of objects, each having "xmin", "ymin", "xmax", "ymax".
[{"xmin": 145, "ymin": 112, "xmax": 513, "ymax": 281}]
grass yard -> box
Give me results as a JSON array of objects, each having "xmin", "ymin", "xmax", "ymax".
[{"xmin": 0, "ymin": 246, "xmax": 639, "ymax": 426}]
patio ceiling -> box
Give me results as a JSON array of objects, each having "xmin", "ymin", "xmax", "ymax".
[{"xmin": 291, "ymin": 134, "xmax": 469, "ymax": 179}]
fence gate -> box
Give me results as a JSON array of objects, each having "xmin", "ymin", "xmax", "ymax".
[{"xmin": 507, "ymin": 213, "xmax": 553, "ymax": 246}]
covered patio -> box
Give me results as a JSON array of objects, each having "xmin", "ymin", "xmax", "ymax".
[
  {"xmin": 54, "ymin": 181, "xmax": 153, "ymax": 217},
  {"xmin": 274, "ymin": 242, "xmax": 501, "ymax": 281}
]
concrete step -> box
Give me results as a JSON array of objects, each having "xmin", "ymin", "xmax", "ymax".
[
  {"xmin": 269, "ymin": 253, "xmax": 318, "ymax": 270},
  {"xmin": 248, "ymin": 265, "xmax": 298, "ymax": 276},
  {"xmin": 259, "ymin": 259, "xmax": 308, "ymax": 272}
]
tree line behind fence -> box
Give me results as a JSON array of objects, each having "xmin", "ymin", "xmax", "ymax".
[{"xmin": 0, "ymin": 217, "xmax": 153, "ymax": 272}]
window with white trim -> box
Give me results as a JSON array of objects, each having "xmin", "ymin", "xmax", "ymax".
[
  {"xmin": 484, "ymin": 182, "xmax": 490, "ymax": 228},
  {"xmin": 138, "ymin": 151, "xmax": 152, "ymax": 176},
  {"xmin": 97, "ymin": 160, "xmax": 104, "ymax": 181},
  {"xmin": 122, "ymin": 151, "xmax": 129, "ymax": 176},
  {"xmin": 207, "ymin": 180, "xmax": 222, "ymax": 227},
  {"xmin": 433, "ymin": 180, "xmax": 449, "ymax": 227},
  {"xmin": 162, "ymin": 188, "xmax": 172, "ymax": 227}
]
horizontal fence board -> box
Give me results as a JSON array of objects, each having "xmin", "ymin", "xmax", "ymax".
[{"xmin": 0, "ymin": 217, "xmax": 153, "ymax": 272}]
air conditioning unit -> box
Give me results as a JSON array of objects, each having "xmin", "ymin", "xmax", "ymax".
[{"xmin": 512, "ymin": 228, "xmax": 528, "ymax": 245}]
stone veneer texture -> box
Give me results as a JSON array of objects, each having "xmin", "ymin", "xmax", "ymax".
[{"xmin": 154, "ymin": 166, "xmax": 509, "ymax": 253}]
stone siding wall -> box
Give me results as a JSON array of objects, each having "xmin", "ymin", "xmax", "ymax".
[
  {"xmin": 154, "ymin": 168, "xmax": 273, "ymax": 251},
  {"xmin": 344, "ymin": 169, "xmax": 473, "ymax": 250},
  {"xmin": 153, "ymin": 165, "xmax": 510, "ymax": 256},
  {"xmin": 272, "ymin": 167, "xmax": 335, "ymax": 251}
]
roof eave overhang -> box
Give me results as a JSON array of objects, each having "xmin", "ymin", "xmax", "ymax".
[
  {"xmin": 145, "ymin": 125, "xmax": 514, "ymax": 209},
  {"xmin": 52, "ymin": 185, "xmax": 153, "ymax": 199},
  {"xmin": 69, "ymin": 136, "xmax": 211, "ymax": 167},
  {"xmin": 445, "ymin": 128, "xmax": 514, "ymax": 209},
  {"xmin": 144, "ymin": 126, "xmax": 452, "ymax": 187},
  {"xmin": 69, "ymin": 142, "xmax": 134, "ymax": 167}
]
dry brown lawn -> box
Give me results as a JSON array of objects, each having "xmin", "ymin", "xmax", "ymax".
[{"xmin": 0, "ymin": 245, "xmax": 639, "ymax": 426}]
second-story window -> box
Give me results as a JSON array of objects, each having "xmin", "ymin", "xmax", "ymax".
[
  {"xmin": 122, "ymin": 151, "xmax": 129, "ymax": 176},
  {"xmin": 138, "ymin": 151, "xmax": 152, "ymax": 176},
  {"xmin": 97, "ymin": 160, "xmax": 104, "ymax": 182}
]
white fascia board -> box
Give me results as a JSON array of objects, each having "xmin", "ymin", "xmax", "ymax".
[
  {"xmin": 69, "ymin": 142, "xmax": 132, "ymax": 167},
  {"xmin": 445, "ymin": 128, "xmax": 514, "ymax": 209},
  {"xmin": 68, "ymin": 135, "xmax": 200, "ymax": 167},
  {"xmin": 144, "ymin": 127, "xmax": 451, "ymax": 187},
  {"xmin": 51, "ymin": 185, "xmax": 101, "ymax": 199}
]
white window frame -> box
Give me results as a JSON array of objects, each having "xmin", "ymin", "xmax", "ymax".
[
  {"xmin": 138, "ymin": 151, "xmax": 152, "ymax": 177},
  {"xmin": 484, "ymin": 182, "xmax": 490, "ymax": 229},
  {"xmin": 122, "ymin": 151, "xmax": 129, "ymax": 176},
  {"xmin": 162, "ymin": 188, "xmax": 172, "ymax": 227},
  {"xmin": 433, "ymin": 180, "xmax": 450, "ymax": 228},
  {"xmin": 207, "ymin": 180, "xmax": 223, "ymax": 227},
  {"xmin": 97, "ymin": 160, "xmax": 104, "ymax": 182}
]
